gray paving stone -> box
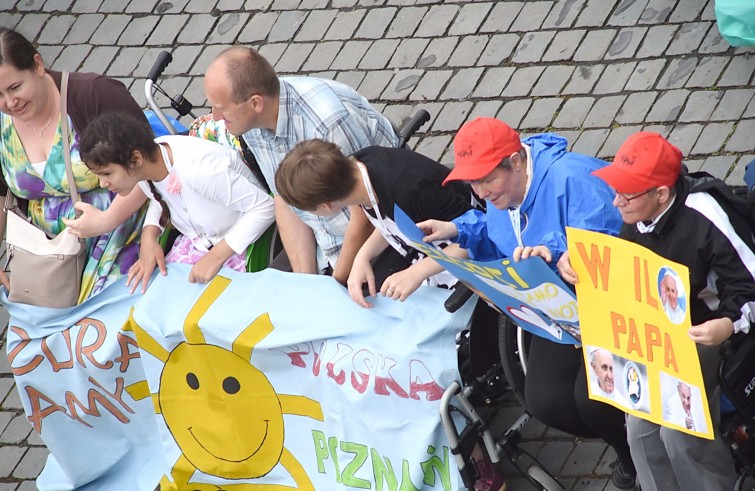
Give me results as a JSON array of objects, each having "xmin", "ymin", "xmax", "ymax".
[
  {"xmin": 562, "ymin": 64, "xmax": 605, "ymax": 95},
  {"xmin": 519, "ymin": 98, "xmax": 562, "ymax": 130},
  {"xmin": 355, "ymin": 7, "xmax": 396, "ymax": 39},
  {"xmin": 729, "ymin": 154, "xmax": 755, "ymax": 185},
  {"xmin": 636, "ymin": 24, "xmax": 678, "ymax": 58},
  {"xmin": 330, "ymin": 40, "xmax": 370, "ymax": 70},
  {"xmin": 668, "ymin": 0, "xmax": 707, "ymax": 22},
  {"xmin": 711, "ymin": 88, "xmax": 754, "ymax": 121},
  {"xmin": 382, "ymin": 68, "xmax": 424, "ymax": 100},
  {"xmin": 642, "ymin": 123, "xmax": 674, "ymax": 137},
  {"xmin": 295, "ymin": 9, "xmax": 337, "ymax": 41},
  {"xmin": 70, "ymin": 0, "xmax": 104, "ymax": 12},
  {"xmin": 63, "ymin": 14, "xmax": 104, "ymax": 44},
  {"xmin": 146, "ymin": 14, "xmax": 190, "ymax": 45},
  {"xmin": 666, "ymin": 21, "xmax": 711, "ymax": 56},
  {"xmin": 441, "ymin": 68, "xmax": 483, "ymax": 100},
  {"xmin": 276, "ymin": 42, "xmax": 314, "ymax": 73},
  {"xmin": 701, "ymin": 0, "xmax": 716, "ymax": 20},
  {"xmin": 502, "ymin": 66, "xmax": 545, "ymax": 98},
  {"xmin": 625, "ymin": 59, "xmax": 666, "ymax": 91},
  {"xmin": 572, "ymin": 128, "xmax": 610, "ymax": 156},
  {"xmin": 480, "ymin": 2, "xmax": 523, "ymax": 33},
  {"xmin": 448, "ymin": 35, "xmax": 488, "ymax": 67},
  {"xmin": 97, "ymin": 0, "xmax": 126, "ymax": 11},
  {"xmin": 700, "ymin": 156, "xmax": 737, "ymax": 180},
  {"xmin": 718, "ymin": 55, "xmax": 755, "ymax": 87},
  {"xmin": 573, "ymin": 29, "xmax": 616, "ymax": 62},
  {"xmin": 80, "ymin": 45, "xmax": 119, "ymax": 74},
  {"xmin": 576, "ymin": 0, "xmax": 618, "ymax": 27},
  {"xmin": 605, "ymin": 27, "xmax": 646, "ymax": 59},
  {"xmin": 745, "ymin": 96, "xmax": 755, "ymax": 119},
  {"xmin": 177, "ymin": 15, "xmax": 217, "ymax": 44},
  {"xmin": 0, "ymin": 446, "xmax": 24, "ymax": 477},
  {"xmin": 14, "ymin": 447, "xmax": 46, "ymax": 480},
  {"xmin": 415, "ymin": 134, "xmax": 452, "ymax": 164},
  {"xmin": 656, "ymin": 57, "xmax": 698, "ymax": 89},
  {"xmin": 271, "ymin": 0, "xmax": 300, "ymax": 8},
  {"xmin": 17, "ymin": 481, "xmax": 40, "ymax": 491},
  {"xmin": 667, "ymin": 123, "xmax": 703, "ymax": 155},
  {"xmin": 107, "ymin": 47, "xmax": 147, "ymax": 77},
  {"xmin": 162, "ymin": 0, "xmax": 193, "ymax": 11},
  {"xmin": 359, "ymin": 39, "xmax": 399, "ymax": 70},
  {"xmin": 418, "ymin": 37, "xmax": 458, "ymax": 68},
  {"xmin": 238, "ymin": 12, "xmax": 277, "ymax": 43},
  {"xmin": 553, "ymin": 97, "xmax": 594, "ymax": 129},
  {"xmin": 415, "ymin": 4, "xmax": 458, "ymax": 37},
  {"xmin": 600, "ymin": 124, "xmax": 644, "ymax": 158},
  {"xmin": 608, "ymin": 0, "xmax": 649, "ymax": 26},
  {"xmin": 542, "ymin": 30, "xmax": 587, "ymax": 62},
  {"xmin": 0, "ymin": 414, "xmax": 31, "ymax": 444},
  {"xmin": 14, "ymin": 13, "xmax": 50, "ymax": 42},
  {"xmin": 385, "ymin": 6, "xmax": 425, "ymax": 38},
  {"xmin": 52, "ymin": 44, "xmax": 91, "ymax": 71},
  {"xmin": 323, "ymin": 10, "xmax": 363, "ymax": 41},
  {"xmin": 334, "ymin": 70, "xmax": 365, "ymax": 91},
  {"xmin": 268, "ymin": 9, "xmax": 306, "ymax": 42},
  {"xmin": 380, "ymin": 104, "xmax": 416, "ymax": 132},
  {"xmin": 593, "ymin": 61, "xmax": 636, "ymax": 94},
  {"xmin": 303, "ymin": 41, "xmax": 343, "ymax": 71},
  {"xmin": 561, "ymin": 440, "xmax": 607, "ymax": 475},
  {"xmin": 410, "ymin": 69, "xmax": 454, "ymax": 102},
  {"xmin": 356, "ymin": 70, "xmax": 393, "ymax": 100},
  {"xmin": 692, "ymin": 122, "xmax": 734, "ymax": 155},
  {"xmin": 685, "ymin": 55, "xmax": 729, "ymax": 87},
  {"xmin": 0, "ymin": 483, "xmax": 18, "ymax": 491},
  {"xmin": 531, "ymin": 65, "xmax": 574, "ymax": 97},
  {"xmin": 726, "ymin": 120, "xmax": 755, "ymax": 152},
  {"xmin": 583, "ymin": 95, "xmax": 626, "ymax": 128},
  {"xmin": 646, "ymin": 89, "xmax": 689, "ymax": 122},
  {"xmin": 477, "ymin": 34, "xmax": 520, "ymax": 66},
  {"xmin": 468, "ymin": 100, "xmax": 504, "ymax": 121},
  {"xmin": 542, "ymin": 0, "xmax": 586, "ymax": 29},
  {"xmin": 208, "ymin": 12, "xmax": 249, "ymax": 43},
  {"xmin": 639, "ymin": 0, "xmax": 675, "ymax": 24},
  {"xmin": 162, "ymin": 45, "xmax": 206, "ymax": 76},
  {"xmin": 449, "ymin": 2, "xmax": 493, "ymax": 36},
  {"xmin": 509, "ymin": 1, "xmax": 553, "ymax": 32},
  {"xmin": 679, "ymin": 90, "xmax": 722, "ymax": 122},
  {"xmin": 512, "ymin": 31, "xmax": 555, "ymax": 64},
  {"xmin": 431, "ymin": 101, "xmax": 473, "ymax": 132},
  {"xmin": 119, "ymin": 15, "xmax": 159, "ymax": 46},
  {"xmin": 536, "ymin": 440, "xmax": 575, "ymax": 474},
  {"xmin": 699, "ymin": 23, "xmax": 731, "ymax": 55},
  {"xmin": 89, "ymin": 14, "xmax": 131, "ymax": 45},
  {"xmin": 217, "ymin": 0, "xmax": 245, "ymax": 9},
  {"xmin": 497, "ymin": 99, "xmax": 533, "ymax": 129},
  {"xmin": 472, "ymin": 67, "xmax": 514, "ymax": 98},
  {"xmin": 37, "ymin": 14, "xmax": 75, "ymax": 45}
]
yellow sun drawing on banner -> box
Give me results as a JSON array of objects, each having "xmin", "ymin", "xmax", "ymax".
[{"xmin": 125, "ymin": 276, "xmax": 323, "ymax": 490}]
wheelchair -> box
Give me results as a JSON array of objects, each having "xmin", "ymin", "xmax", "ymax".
[{"xmin": 718, "ymin": 333, "xmax": 755, "ymax": 490}]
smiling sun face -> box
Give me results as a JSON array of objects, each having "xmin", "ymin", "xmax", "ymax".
[
  {"xmin": 124, "ymin": 275, "xmax": 324, "ymax": 489},
  {"xmin": 161, "ymin": 342, "xmax": 285, "ymax": 477}
]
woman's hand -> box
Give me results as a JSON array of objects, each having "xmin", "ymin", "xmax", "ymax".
[
  {"xmin": 513, "ymin": 245, "xmax": 552, "ymax": 262},
  {"xmin": 347, "ymin": 256, "xmax": 376, "ymax": 308},
  {"xmin": 417, "ymin": 220, "xmax": 458, "ymax": 242},
  {"xmin": 380, "ymin": 266, "xmax": 424, "ymax": 302},
  {"xmin": 62, "ymin": 202, "xmax": 112, "ymax": 238},
  {"xmin": 557, "ymin": 251, "xmax": 579, "ymax": 285}
]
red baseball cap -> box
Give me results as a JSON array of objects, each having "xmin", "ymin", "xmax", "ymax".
[
  {"xmin": 443, "ymin": 117, "xmax": 522, "ymax": 186},
  {"xmin": 592, "ymin": 132, "xmax": 682, "ymax": 194}
]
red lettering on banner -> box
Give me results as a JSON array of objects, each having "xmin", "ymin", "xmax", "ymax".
[
  {"xmin": 7, "ymin": 326, "xmax": 44, "ymax": 376},
  {"xmin": 75, "ymin": 318, "xmax": 113, "ymax": 370},
  {"xmin": 114, "ymin": 332, "xmax": 141, "ymax": 373},
  {"xmin": 41, "ymin": 330, "xmax": 74, "ymax": 372},
  {"xmin": 25, "ymin": 385, "xmax": 71, "ymax": 433}
]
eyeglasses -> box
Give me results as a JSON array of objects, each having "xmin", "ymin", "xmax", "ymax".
[{"xmin": 615, "ymin": 188, "xmax": 656, "ymax": 204}]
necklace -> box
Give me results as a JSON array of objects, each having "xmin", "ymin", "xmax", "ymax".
[{"xmin": 22, "ymin": 111, "xmax": 54, "ymax": 141}]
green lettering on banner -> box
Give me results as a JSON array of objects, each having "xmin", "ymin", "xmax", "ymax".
[
  {"xmin": 312, "ymin": 430, "xmax": 329, "ymax": 473},
  {"xmin": 330, "ymin": 435, "xmax": 342, "ymax": 483},
  {"xmin": 341, "ymin": 441, "xmax": 371, "ymax": 489},
  {"xmin": 372, "ymin": 448, "xmax": 398, "ymax": 491},
  {"xmin": 421, "ymin": 445, "xmax": 451, "ymax": 490},
  {"xmin": 399, "ymin": 459, "xmax": 421, "ymax": 491}
]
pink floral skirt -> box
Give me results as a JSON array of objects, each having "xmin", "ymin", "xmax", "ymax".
[{"xmin": 165, "ymin": 234, "xmax": 247, "ymax": 272}]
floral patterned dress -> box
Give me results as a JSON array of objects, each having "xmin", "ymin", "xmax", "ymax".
[{"xmin": 0, "ymin": 113, "xmax": 145, "ymax": 303}]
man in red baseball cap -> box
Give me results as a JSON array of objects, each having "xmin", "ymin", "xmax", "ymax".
[
  {"xmin": 419, "ymin": 117, "xmax": 637, "ymax": 489},
  {"xmin": 573, "ymin": 131, "xmax": 755, "ymax": 490}
]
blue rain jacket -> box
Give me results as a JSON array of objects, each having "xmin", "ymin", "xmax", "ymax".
[{"xmin": 452, "ymin": 133, "xmax": 622, "ymax": 268}]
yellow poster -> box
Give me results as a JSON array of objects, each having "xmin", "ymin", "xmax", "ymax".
[{"xmin": 566, "ymin": 227, "xmax": 713, "ymax": 440}]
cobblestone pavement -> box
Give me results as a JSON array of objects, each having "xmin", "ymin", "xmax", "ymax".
[{"xmin": 1, "ymin": 0, "xmax": 754, "ymax": 489}]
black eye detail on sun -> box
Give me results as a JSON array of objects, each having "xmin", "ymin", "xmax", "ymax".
[
  {"xmin": 186, "ymin": 372, "xmax": 199, "ymax": 390},
  {"xmin": 223, "ymin": 376, "xmax": 241, "ymax": 394}
]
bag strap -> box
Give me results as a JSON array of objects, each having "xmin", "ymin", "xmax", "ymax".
[{"xmin": 60, "ymin": 72, "xmax": 80, "ymax": 214}]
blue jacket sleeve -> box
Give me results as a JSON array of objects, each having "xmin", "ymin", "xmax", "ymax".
[{"xmin": 452, "ymin": 209, "xmax": 503, "ymax": 261}]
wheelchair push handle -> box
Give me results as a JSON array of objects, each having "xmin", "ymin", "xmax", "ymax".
[
  {"xmin": 397, "ymin": 109, "xmax": 431, "ymax": 148},
  {"xmin": 444, "ymin": 283, "xmax": 475, "ymax": 313},
  {"xmin": 147, "ymin": 51, "xmax": 173, "ymax": 82}
]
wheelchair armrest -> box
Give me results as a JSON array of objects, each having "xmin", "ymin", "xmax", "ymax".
[{"xmin": 444, "ymin": 283, "xmax": 474, "ymax": 313}]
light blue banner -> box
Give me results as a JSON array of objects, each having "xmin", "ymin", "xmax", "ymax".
[
  {"xmin": 5, "ymin": 264, "xmax": 474, "ymax": 490},
  {"xmin": 394, "ymin": 206, "xmax": 580, "ymax": 345}
]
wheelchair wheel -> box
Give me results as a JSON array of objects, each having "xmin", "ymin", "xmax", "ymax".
[
  {"xmin": 498, "ymin": 316, "xmax": 530, "ymax": 407},
  {"xmin": 245, "ymin": 224, "xmax": 284, "ymax": 273},
  {"xmin": 527, "ymin": 465, "xmax": 563, "ymax": 491}
]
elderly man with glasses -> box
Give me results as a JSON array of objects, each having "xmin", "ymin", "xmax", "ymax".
[
  {"xmin": 562, "ymin": 131, "xmax": 755, "ymax": 491},
  {"xmin": 419, "ymin": 117, "xmax": 635, "ymax": 489}
]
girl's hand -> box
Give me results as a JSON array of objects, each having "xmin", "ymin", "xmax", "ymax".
[
  {"xmin": 513, "ymin": 245, "xmax": 552, "ymax": 262},
  {"xmin": 689, "ymin": 317, "xmax": 734, "ymax": 346},
  {"xmin": 347, "ymin": 256, "xmax": 376, "ymax": 308},
  {"xmin": 380, "ymin": 267, "xmax": 424, "ymax": 302},
  {"xmin": 127, "ymin": 239, "xmax": 166, "ymax": 294},
  {"xmin": 188, "ymin": 254, "xmax": 225, "ymax": 284}
]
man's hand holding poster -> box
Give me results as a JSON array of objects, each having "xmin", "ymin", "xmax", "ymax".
[
  {"xmin": 566, "ymin": 227, "xmax": 713, "ymax": 439},
  {"xmin": 394, "ymin": 206, "xmax": 581, "ymax": 344}
]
